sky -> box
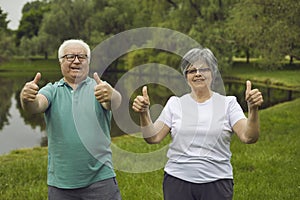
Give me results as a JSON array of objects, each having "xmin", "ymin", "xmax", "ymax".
[{"xmin": 0, "ymin": 0, "xmax": 33, "ymax": 30}]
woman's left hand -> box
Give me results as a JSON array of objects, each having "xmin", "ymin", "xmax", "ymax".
[{"xmin": 245, "ymin": 80, "xmax": 264, "ymax": 109}]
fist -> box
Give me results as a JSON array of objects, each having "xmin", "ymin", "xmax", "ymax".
[
  {"xmin": 245, "ymin": 80, "xmax": 264, "ymax": 109},
  {"xmin": 21, "ymin": 72, "xmax": 41, "ymax": 102},
  {"xmin": 132, "ymin": 86, "xmax": 150, "ymax": 113}
]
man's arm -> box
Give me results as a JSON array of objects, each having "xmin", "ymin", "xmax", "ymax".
[
  {"xmin": 20, "ymin": 72, "xmax": 48, "ymax": 114},
  {"xmin": 93, "ymin": 72, "xmax": 122, "ymax": 110}
]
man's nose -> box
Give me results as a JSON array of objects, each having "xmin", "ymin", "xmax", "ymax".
[{"xmin": 73, "ymin": 56, "xmax": 81, "ymax": 63}]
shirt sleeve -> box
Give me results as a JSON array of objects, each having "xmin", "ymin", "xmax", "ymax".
[
  {"xmin": 228, "ymin": 96, "xmax": 246, "ymax": 127},
  {"xmin": 38, "ymin": 83, "xmax": 54, "ymax": 107},
  {"xmin": 156, "ymin": 96, "xmax": 177, "ymax": 128}
]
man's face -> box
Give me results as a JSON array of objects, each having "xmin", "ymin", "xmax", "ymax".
[{"xmin": 60, "ymin": 44, "xmax": 89, "ymax": 84}]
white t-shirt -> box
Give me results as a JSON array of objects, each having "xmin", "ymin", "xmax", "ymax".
[{"xmin": 157, "ymin": 92, "xmax": 246, "ymax": 183}]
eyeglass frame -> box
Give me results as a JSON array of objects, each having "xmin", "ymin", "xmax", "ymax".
[
  {"xmin": 185, "ymin": 67, "xmax": 211, "ymax": 75},
  {"xmin": 60, "ymin": 54, "xmax": 88, "ymax": 62}
]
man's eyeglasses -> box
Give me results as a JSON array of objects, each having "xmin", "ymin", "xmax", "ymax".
[
  {"xmin": 61, "ymin": 54, "xmax": 88, "ymax": 62},
  {"xmin": 185, "ymin": 67, "xmax": 211, "ymax": 75}
]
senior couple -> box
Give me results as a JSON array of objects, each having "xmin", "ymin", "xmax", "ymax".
[{"xmin": 20, "ymin": 39, "xmax": 263, "ymax": 200}]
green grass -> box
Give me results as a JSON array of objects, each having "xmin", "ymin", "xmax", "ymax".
[
  {"xmin": 0, "ymin": 147, "xmax": 48, "ymax": 200},
  {"xmin": 0, "ymin": 58, "xmax": 60, "ymax": 78},
  {"xmin": 1, "ymin": 98, "xmax": 299, "ymax": 199},
  {"xmin": 230, "ymin": 98, "xmax": 300, "ymax": 199},
  {"xmin": 223, "ymin": 62, "xmax": 300, "ymax": 90}
]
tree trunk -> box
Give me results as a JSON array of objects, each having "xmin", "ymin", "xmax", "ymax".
[
  {"xmin": 289, "ymin": 55, "xmax": 293, "ymax": 64},
  {"xmin": 246, "ymin": 49, "xmax": 250, "ymax": 63}
]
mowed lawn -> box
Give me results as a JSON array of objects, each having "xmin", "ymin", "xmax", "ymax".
[{"xmin": 0, "ymin": 98, "xmax": 299, "ymax": 200}]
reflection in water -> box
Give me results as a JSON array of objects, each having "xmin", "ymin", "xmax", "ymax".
[
  {"xmin": 0, "ymin": 95, "xmax": 47, "ymax": 155},
  {"xmin": 0, "ymin": 73, "xmax": 56, "ymax": 155},
  {"xmin": 0, "ymin": 78, "xmax": 13, "ymax": 131},
  {"xmin": 0, "ymin": 71, "xmax": 299, "ymax": 155}
]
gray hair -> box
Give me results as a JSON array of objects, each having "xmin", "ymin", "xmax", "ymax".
[
  {"xmin": 180, "ymin": 47, "xmax": 225, "ymax": 94},
  {"xmin": 180, "ymin": 48, "xmax": 218, "ymax": 80},
  {"xmin": 58, "ymin": 39, "xmax": 91, "ymax": 64}
]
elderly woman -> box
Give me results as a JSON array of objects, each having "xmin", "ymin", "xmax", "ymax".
[{"xmin": 132, "ymin": 48, "xmax": 263, "ymax": 200}]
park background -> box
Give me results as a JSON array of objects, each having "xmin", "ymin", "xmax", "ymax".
[{"xmin": 0, "ymin": 0, "xmax": 299, "ymax": 199}]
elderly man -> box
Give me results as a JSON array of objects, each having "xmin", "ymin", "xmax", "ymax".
[{"xmin": 20, "ymin": 39, "xmax": 122, "ymax": 200}]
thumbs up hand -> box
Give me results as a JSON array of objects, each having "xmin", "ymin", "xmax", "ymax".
[
  {"xmin": 93, "ymin": 72, "xmax": 114, "ymax": 104},
  {"xmin": 132, "ymin": 86, "xmax": 150, "ymax": 113},
  {"xmin": 245, "ymin": 80, "xmax": 263, "ymax": 109},
  {"xmin": 21, "ymin": 72, "xmax": 41, "ymax": 102}
]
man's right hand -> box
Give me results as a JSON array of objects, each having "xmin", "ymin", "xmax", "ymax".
[{"xmin": 21, "ymin": 72, "xmax": 41, "ymax": 102}]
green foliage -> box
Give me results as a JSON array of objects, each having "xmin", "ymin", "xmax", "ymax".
[
  {"xmin": 0, "ymin": 7, "xmax": 15, "ymax": 62},
  {"xmin": 0, "ymin": 31, "xmax": 16, "ymax": 62},
  {"xmin": 16, "ymin": 1, "xmax": 50, "ymax": 45},
  {"xmin": 0, "ymin": 7, "xmax": 9, "ymax": 30},
  {"xmin": 1, "ymin": 0, "xmax": 300, "ymax": 69},
  {"xmin": 227, "ymin": 0, "xmax": 300, "ymax": 68}
]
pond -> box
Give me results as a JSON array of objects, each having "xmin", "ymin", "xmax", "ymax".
[{"xmin": 0, "ymin": 71, "xmax": 299, "ymax": 155}]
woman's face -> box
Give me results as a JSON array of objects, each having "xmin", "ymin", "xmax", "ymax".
[{"xmin": 185, "ymin": 62, "xmax": 213, "ymax": 92}]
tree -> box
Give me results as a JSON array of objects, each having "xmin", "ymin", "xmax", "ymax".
[
  {"xmin": 186, "ymin": 0, "xmax": 239, "ymax": 71},
  {"xmin": 37, "ymin": 0, "xmax": 94, "ymax": 51},
  {"xmin": 227, "ymin": 0, "xmax": 300, "ymax": 68},
  {"xmin": 0, "ymin": 7, "xmax": 9, "ymax": 30},
  {"xmin": 0, "ymin": 7, "xmax": 15, "ymax": 62},
  {"xmin": 16, "ymin": 0, "xmax": 49, "ymax": 46}
]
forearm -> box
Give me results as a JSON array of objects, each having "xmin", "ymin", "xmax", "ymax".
[
  {"xmin": 20, "ymin": 94, "xmax": 48, "ymax": 114},
  {"xmin": 101, "ymin": 89, "xmax": 122, "ymax": 110},
  {"xmin": 244, "ymin": 107, "xmax": 260, "ymax": 143},
  {"xmin": 140, "ymin": 112, "xmax": 162, "ymax": 144},
  {"xmin": 21, "ymin": 98, "xmax": 41, "ymax": 114}
]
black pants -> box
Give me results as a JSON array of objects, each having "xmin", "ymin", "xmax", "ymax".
[
  {"xmin": 163, "ymin": 172, "xmax": 233, "ymax": 200},
  {"xmin": 48, "ymin": 177, "xmax": 121, "ymax": 200}
]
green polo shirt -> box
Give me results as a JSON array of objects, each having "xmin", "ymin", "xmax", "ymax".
[{"xmin": 39, "ymin": 77, "xmax": 115, "ymax": 189}]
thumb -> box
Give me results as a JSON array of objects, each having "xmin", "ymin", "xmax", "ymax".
[
  {"xmin": 93, "ymin": 72, "xmax": 102, "ymax": 84},
  {"xmin": 33, "ymin": 72, "xmax": 41, "ymax": 84},
  {"xmin": 142, "ymin": 86, "xmax": 148, "ymax": 98},
  {"xmin": 246, "ymin": 80, "xmax": 251, "ymax": 95}
]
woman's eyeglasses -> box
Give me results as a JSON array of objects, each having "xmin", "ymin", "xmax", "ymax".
[{"xmin": 185, "ymin": 67, "xmax": 211, "ymax": 75}]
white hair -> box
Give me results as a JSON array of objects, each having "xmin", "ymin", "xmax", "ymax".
[{"xmin": 58, "ymin": 39, "xmax": 91, "ymax": 64}]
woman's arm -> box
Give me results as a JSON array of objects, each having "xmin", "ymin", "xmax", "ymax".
[
  {"xmin": 233, "ymin": 80, "xmax": 263, "ymax": 144},
  {"xmin": 132, "ymin": 86, "xmax": 170, "ymax": 144}
]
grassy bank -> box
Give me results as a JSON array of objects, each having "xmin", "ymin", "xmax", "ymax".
[
  {"xmin": 1, "ymin": 59, "xmax": 300, "ymax": 90},
  {"xmin": 0, "ymin": 58, "xmax": 60, "ymax": 78},
  {"xmin": 1, "ymin": 98, "xmax": 299, "ymax": 200},
  {"xmin": 223, "ymin": 62, "xmax": 300, "ymax": 90}
]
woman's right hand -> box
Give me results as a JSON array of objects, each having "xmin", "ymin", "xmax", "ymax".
[{"xmin": 132, "ymin": 86, "xmax": 150, "ymax": 113}]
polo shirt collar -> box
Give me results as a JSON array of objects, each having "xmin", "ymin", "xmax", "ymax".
[{"xmin": 58, "ymin": 77, "xmax": 92, "ymax": 87}]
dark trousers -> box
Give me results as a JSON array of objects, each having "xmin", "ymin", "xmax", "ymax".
[
  {"xmin": 163, "ymin": 172, "xmax": 233, "ymax": 200},
  {"xmin": 48, "ymin": 177, "xmax": 121, "ymax": 200}
]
